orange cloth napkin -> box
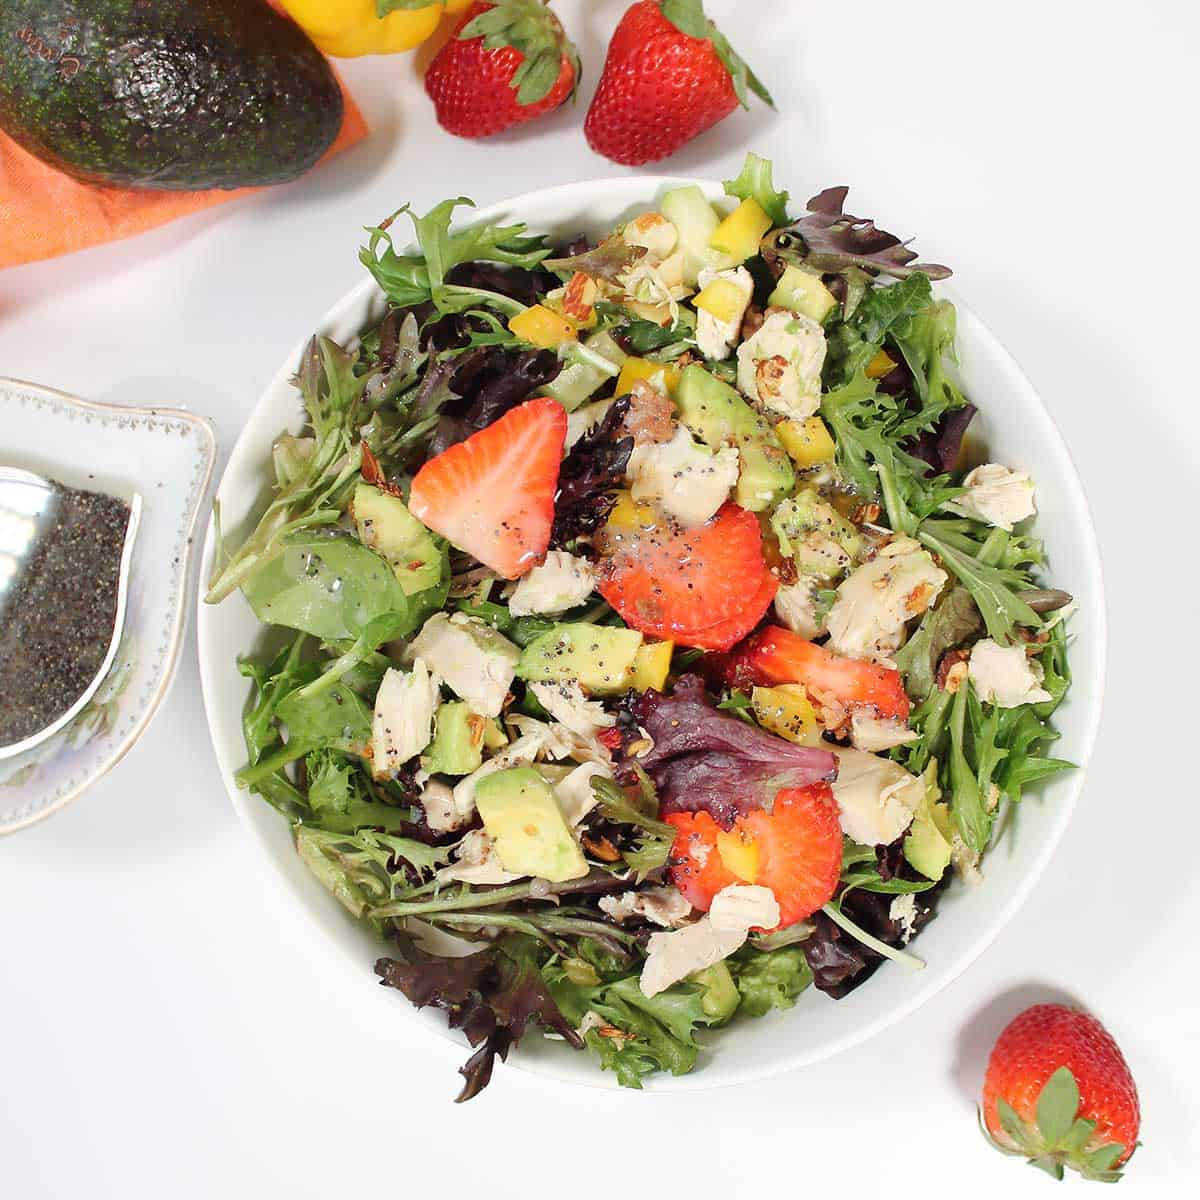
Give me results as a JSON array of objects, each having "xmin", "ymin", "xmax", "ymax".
[{"xmin": 0, "ymin": 77, "xmax": 367, "ymax": 270}]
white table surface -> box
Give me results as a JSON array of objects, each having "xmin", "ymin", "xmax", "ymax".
[{"xmin": 2, "ymin": 2, "xmax": 1197, "ymax": 1194}]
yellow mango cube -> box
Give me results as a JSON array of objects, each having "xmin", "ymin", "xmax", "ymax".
[
  {"xmin": 709, "ymin": 198, "xmax": 773, "ymax": 263},
  {"xmin": 775, "ymin": 416, "xmax": 837, "ymax": 467},
  {"xmin": 508, "ymin": 304, "xmax": 578, "ymax": 350},
  {"xmin": 694, "ymin": 278, "xmax": 748, "ymax": 324},
  {"xmin": 629, "ymin": 640, "xmax": 673, "ymax": 692},
  {"xmin": 615, "ymin": 356, "xmax": 681, "ymax": 398},
  {"xmin": 716, "ymin": 828, "xmax": 760, "ymax": 883},
  {"xmin": 866, "ymin": 348, "xmax": 898, "ymax": 379},
  {"xmin": 751, "ymin": 685, "xmax": 823, "ymax": 746}
]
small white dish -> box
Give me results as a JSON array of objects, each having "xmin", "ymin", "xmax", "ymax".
[
  {"xmin": 197, "ymin": 178, "xmax": 1106, "ymax": 1092},
  {"xmin": 0, "ymin": 379, "xmax": 216, "ymax": 834}
]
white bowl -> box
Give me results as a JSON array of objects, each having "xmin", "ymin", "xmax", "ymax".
[
  {"xmin": 196, "ymin": 178, "xmax": 1106, "ymax": 1092},
  {"xmin": 1, "ymin": 379, "xmax": 216, "ymax": 834}
]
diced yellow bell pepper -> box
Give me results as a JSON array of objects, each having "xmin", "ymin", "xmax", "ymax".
[
  {"xmin": 629, "ymin": 640, "xmax": 674, "ymax": 692},
  {"xmin": 693, "ymin": 278, "xmax": 748, "ymax": 324},
  {"xmin": 508, "ymin": 304, "xmax": 578, "ymax": 350},
  {"xmin": 278, "ymin": 0, "xmax": 453, "ymax": 58},
  {"xmin": 751, "ymin": 685, "xmax": 823, "ymax": 746},
  {"xmin": 716, "ymin": 828, "xmax": 760, "ymax": 883},
  {"xmin": 775, "ymin": 416, "xmax": 837, "ymax": 467},
  {"xmin": 708, "ymin": 198, "xmax": 773, "ymax": 263},
  {"xmin": 615, "ymin": 356, "xmax": 680, "ymax": 397},
  {"xmin": 866, "ymin": 348, "xmax": 898, "ymax": 379}
]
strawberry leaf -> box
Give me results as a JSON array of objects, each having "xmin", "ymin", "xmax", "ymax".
[
  {"xmin": 459, "ymin": 0, "xmax": 579, "ymax": 106},
  {"xmin": 1036, "ymin": 1066, "xmax": 1081, "ymax": 1146},
  {"xmin": 995, "ymin": 1097, "xmax": 1030, "ymax": 1147},
  {"xmin": 659, "ymin": 0, "xmax": 774, "ymax": 109},
  {"xmin": 1086, "ymin": 1144, "xmax": 1127, "ymax": 1173},
  {"xmin": 1060, "ymin": 1117, "xmax": 1098, "ymax": 1152}
]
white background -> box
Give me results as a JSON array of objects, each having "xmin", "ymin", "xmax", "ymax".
[{"xmin": 2, "ymin": 1, "xmax": 1197, "ymax": 1194}]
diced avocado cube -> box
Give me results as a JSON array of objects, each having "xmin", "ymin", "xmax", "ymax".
[
  {"xmin": 771, "ymin": 491, "xmax": 863, "ymax": 577},
  {"xmin": 674, "ymin": 364, "xmax": 794, "ymax": 512},
  {"xmin": 353, "ymin": 483, "xmax": 442, "ymax": 596},
  {"xmin": 767, "ymin": 265, "xmax": 837, "ymax": 323},
  {"xmin": 421, "ymin": 702, "xmax": 484, "ymax": 777},
  {"xmin": 545, "ymin": 331, "xmax": 627, "ymax": 412},
  {"xmin": 903, "ymin": 763, "xmax": 953, "ymax": 881},
  {"xmin": 516, "ymin": 623, "xmax": 643, "ymax": 695},
  {"xmin": 475, "ymin": 766, "xmax": 588, "ymax": 882}
]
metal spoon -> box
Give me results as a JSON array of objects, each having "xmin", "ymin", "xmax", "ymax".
[{"xmin": 0, "ymin": 467, "xmax": 141, "ymax": 760}]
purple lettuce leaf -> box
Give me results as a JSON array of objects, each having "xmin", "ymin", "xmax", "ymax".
[
  {"xmin": 375, "ymin": 935, "xmax": 581, "ymax": 1102},
  {"xmin": 803, "ymin": 862, "xmax": 948, "ymax": 997},
  {"xmin": 763, "ymin": 187, "xmax": 952, "ymax": 281},
  {"xmin": 551, "ymin": 396, "xmax": 633, "ymax": 547},
  {"xmin": 426, "ymin": 346, "xmax": 562, "ymax": 457},
  {"xmin": 904, "ymin": 402, "xmax": 977, "ymax": 475},
  {"xmin": 623, "ymin": 676, "xmax": 837, "ymax": 828}
]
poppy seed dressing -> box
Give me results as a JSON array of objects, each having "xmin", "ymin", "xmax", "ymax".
[{"xmin": 0, "ymin": 482, "xmax": 131, "ymax": 746}]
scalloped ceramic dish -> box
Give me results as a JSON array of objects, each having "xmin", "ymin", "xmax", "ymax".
[
  {"xmin": 0, "ymin": 379, "xmax": 216, "ymax": 834},
  {"xmin": 196, "ymin": 178, "xmax": 1106, "ymax": 1092}
]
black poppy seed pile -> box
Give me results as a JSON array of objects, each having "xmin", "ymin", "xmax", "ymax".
[{"xmin": 0, "ymin": 483, "xmax": 131, "ymax": 746}]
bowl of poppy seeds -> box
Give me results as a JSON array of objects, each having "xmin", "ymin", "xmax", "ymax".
[{"xmin": 0, "ymin": 474, "xmax": 139, "ymax": 756}]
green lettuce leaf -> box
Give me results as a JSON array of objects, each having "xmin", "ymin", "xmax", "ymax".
[{"xmin": 724, "ymin": 152, "xmax": 790, "ymax": 227}]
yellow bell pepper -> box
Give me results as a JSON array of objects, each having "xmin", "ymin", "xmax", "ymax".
[
  {"xmin": 508, "ymin": 304, "xmax": 578, "ymax": 350},
  {"xmin": 775, "ymin": 416, "xmax": 836, "ymax": 467},
  {"xmin": 278, "ymin": 0, "xmax": 470, "ymax": 58},
  {"xmin": 615, "ymin": 356, "xmax": 680, "ymax": 398}
]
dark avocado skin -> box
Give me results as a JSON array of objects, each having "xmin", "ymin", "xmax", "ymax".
[{"xmin": 0, "ymin": 0, "xmax": 344, "ymax": 190}]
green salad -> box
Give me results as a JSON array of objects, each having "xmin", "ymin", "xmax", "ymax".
[{"xmin": 206, "ymin": 153, "xmax": 1073, "ymax": 1100}]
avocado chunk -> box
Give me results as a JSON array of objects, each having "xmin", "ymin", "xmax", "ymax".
[
  {"xmin": 767, "ymin": 266, "xmax": 837, "ymax": 323},
  {"xmin": 903, "ymin": 763, "xmax": 953, "ymax": 880},
  {"xmin": 475, "ymin": 766, "xmax": 588, "ymax": 882},
  {"xmin": 353, "ymin": 483, "xmax": 443, "ymax": 596},
  {"xmin": 516, "ymin": 623, "xmax": 643, "ymax": 695},
  {"xmin": 674, "ymin": 365, "xmax": 794, "ymax": 512},
  {"xmin": 0, "ymin": 0, "xmax": 342, "ymax": 189},
  {"xmin": 771, "ymin": 490, "xmax": 863, "ymax": 577},
  {"xmin": 421, "ymin": 702, "xmax": 484, "ymax": 777},
  {"xmin": 691, "ymin": 961, "xmax": 740, "ymax": 1023}
]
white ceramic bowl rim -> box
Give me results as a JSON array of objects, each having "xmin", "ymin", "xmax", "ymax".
[{"xmin": 197, "ymin": 177, "xmax": 1107, "ymax": 1093}]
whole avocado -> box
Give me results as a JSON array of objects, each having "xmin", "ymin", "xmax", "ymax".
[{"xmin": 0, "ymin": 0, "xmax": 344, "ymax": 190}]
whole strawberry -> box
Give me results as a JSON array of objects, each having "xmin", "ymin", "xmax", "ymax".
[
  {"xmin": 981, "ymin": 1004, "xmax": 1141, "ymax": 1183},
  {"xmin": 584, "ymin": 0, "xmax": 772, "ymax": 166},
  {"xmin": 425, "ymin": 1, "xmax": 580, "ymax": 139}
]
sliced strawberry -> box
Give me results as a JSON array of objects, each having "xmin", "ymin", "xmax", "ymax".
[
  {"xmin": 715, "ymin": 625, "xmax": 910, "ymax": 722},
  {"xmin": 409, "ymin": 397, "xmax": 566, "ymax": 579},
  {"xmin": 666, "ymin": 782, "xmax": 841, "ymax": 930},
  {"xmin": 684, "ymin": 570, "xmax": 778, "ymax": 651},
  {"xmin": 597, "ymin": 503, "xmax": 778, "ymax": 651},
  {"xmin": 665, "ymin": 810, "xmax": 738, "ymax": 911},
  {"xmin": 736, "ymin": 783, "xmax": 842, "ymax": 928}
]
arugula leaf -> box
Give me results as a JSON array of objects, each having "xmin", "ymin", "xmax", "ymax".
[
  {"xmin": 825, "ymin": 273, "xmax": 933, "ymax": 385},
  {"xmin": 206, "ymin": 338, "xmax": 366, "ymax": 603},
  {"xmin": 295, "ymin": 824, "xmax": 451, "ymax": 925},
  {"xmin": 724, "ymin": 152, "xmax": 790, "ymax": 227},
  {"xmin": 918, "ymin": 526, "xmax": 1041, "ymax": 644},
  {"xmin": 360, "ymin": 198, "xmax": 549, "ymax": 314},
  {"xmin": 948, "ymin": 681, "xmax": 991, "ymax": 853}
]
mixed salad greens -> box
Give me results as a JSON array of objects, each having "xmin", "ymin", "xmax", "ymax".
[{"xmin": 207, "ymin": 154, "xmax": 1073, "ymax": 1100}]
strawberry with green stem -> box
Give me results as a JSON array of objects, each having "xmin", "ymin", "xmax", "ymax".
[
  {"xmin": 585, "ymin": 0, "xmax": 773, "ymax": 166},
  {"xmin": 425, "ymin": 1, "xmax": 581, "ymax": 139},
  {"xmin": 981, "ymin": 1004, "xmax": 1141, "ymax": 1183}
]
